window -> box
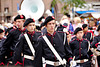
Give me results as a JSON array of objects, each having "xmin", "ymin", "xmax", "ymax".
[{"xmin": 4, "ymin": 7, "xmax": 9, "ymax": 13}]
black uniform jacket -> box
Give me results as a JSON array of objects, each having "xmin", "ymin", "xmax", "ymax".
[
  {"xmin": 12, "ymin": 31, "xmax": 41, "ymax": 66},
  {"xmin": 34, "ymin": 31, "xmax": 73, "ymax": 67},
  {"xmin": 0, "ymin": 28, "xmax": 26, "ymax": 62},
  {"xmin": 91, "ymin": 35, "xmax": 100, "ymax": 48},
  {"xmin": 83, "ymin": 32, "xmax": 93, "ymax": 43},
  {"xmin": 0, "ymin": 37, "xmax": 6, "ymax": 65},
  {"xmin": 69, "ymin": 38, "xmax": 93, "ymax": 60}
]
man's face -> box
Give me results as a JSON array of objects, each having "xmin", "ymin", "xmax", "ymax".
[
  {"xmin": 83, "ymin": 27, "xmax": 88, "ymax": 32},
  {"xmin": 76, "ymin": 31, "xmax": 83, "ymax": 40},
  {"xmin": 16, "ymin": 19, "xmax": 24, "ymax": 28},
  {"xmin": 26, "ymin": 23, "xmax": 35, "ymax": 33},
  {"xmin": 45, "ymin": 20, "xmax": 56, "ymax": 33}
]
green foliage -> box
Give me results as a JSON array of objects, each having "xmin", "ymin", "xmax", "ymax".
[
  {"xmin": 51, "ymin": 0, "xmax": 86, "ymax": 14},
  {"xmin": 51, "ymin": 0, "xmax": 57, "ymax": 7},
  {"xmin": 60, "ymin": 0, "xmax": 86, "ymax": 13}
]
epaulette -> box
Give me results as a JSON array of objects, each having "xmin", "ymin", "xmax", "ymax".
[
  {"xmin": 38, "ymin": 34, "xmax": 46, "ymax": 39},
  {"xmin": 10, "ymin": 28, "xmax": 16, "ymax": 32},
  {"xmin": 70, "ymin": 39, "xmax": 76, "ymax": 43}
]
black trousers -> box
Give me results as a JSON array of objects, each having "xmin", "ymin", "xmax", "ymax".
[
  {"xmin": 97, "ymin": 56, "xmax": 100, "ymax": 67},
  {"xmin": 23, "ymin": 58, "xmax": 35, "ymax": 67}
]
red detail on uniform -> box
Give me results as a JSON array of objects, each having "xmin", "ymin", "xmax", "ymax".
[
  {"xmin": 88, "ymin": 30, "xmax": 94, "ymax": 36},
  {"xmin": 79, "ymin": 41, "xmax": 81, "ymax": 59},
  {"xmin": 10, "ymin": 29, "xmax": 16, "ymax": 32},
  {"xmin": 0, "ymin": 62, "xmax": 4, "ymax": 65},
  {"xmin": 81, "ymin": 27, "xmax": 83, "ymax": 30},
  {"xmin": 33, "ymin": 19, "xmax": 35, "ymax": 22},
  {"xmin": 15, "ymin": 61, "xmax": 23, "ymax": 66},
  {"xmin": 18, "ymin": 28, "xmax": 26, "ymax": 32},
  {"xmin": 76, "ymin": 38, "xmax": 83, "ymax": 42},
  {"xmin": 62, "ymin": 25, "xmax": 67, "ymax": 28},
  {"xmin": 90, "ymin": 54, "xmax": 93, "ymax": 57},
  {"xmin": 93, "ymin": 27, "xmax": 97, "ymax": 30},
  {"xmin": 45, "ymin": 64, "xmax": 47, "ymax": 67},
  {"xmin": 3, "ymin": 30, "xmax": 5, "ymax": 32},
  {"xmin": 27, "ymin": 31, "xmax": 35, "ymax": 35},
  {"xmin": 70, "ymin": 39, "xmax": 76, "ymax": 43},
  {"xmin": 20, "ymin": 15, "xmax": 24, "ymax": 19},
  {"xmin": 47, "ymin": 31, "xmax": 56, "ymax": 37},
  {"xmin": 52, "ymin": 16, "xmax": 55, "ymax": 19},
  {"xmin": 10, "ymin": 52, "xmax": 13, "ymax": 56},
  {"xmin": 68, "ymin": 57, "xmax": 73, "ymax": 62},
  {"xmin": 7, "ymin": 62, "xmax": 9, "ymax": 67},
  {"xmin": 95, "ymin": 43, "xmax": 99, "ymax": 47},
  {"xmin": 23, "ymin": 58, "xmax": 25, "ymax": 67}
]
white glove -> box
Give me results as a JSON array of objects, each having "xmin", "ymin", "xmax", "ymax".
[
  {"xmin": 94, "ymin": 51, "xmax": 100, "ymax": 56},
  {"xmin": 91, "ymin": 48, "xmax": 100, "ymax": 56},
  {"xmin": 70, "ymin": 61, "xmax": 77, "ymax": 67}
]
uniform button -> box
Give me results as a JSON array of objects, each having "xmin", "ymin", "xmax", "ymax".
[
  {"xmin": 33, "ymin": 42, "xmax": 34, "ymax": 44},
  {"xmin": 54, "ymin": 44, "xmax": 55, "ymax": 46},
  {"xmin": 32, "ymin": 36, "xmax": 34, "ymax": 37},
  {"xmin": 53, "ymin": 37, "xmax": 54, "ymax": 38},
  {"xmin": 81, "ymin": 54, "xmax": 83, "ymax": 56},
  {"xmin": 81, "ymin": 48, "xmax": 82, "ymax": 49}
]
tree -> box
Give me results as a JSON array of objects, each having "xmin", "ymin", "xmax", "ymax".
[{"xmin": 59, "ymin": 0, "xmax": 86, "ymax": 14}]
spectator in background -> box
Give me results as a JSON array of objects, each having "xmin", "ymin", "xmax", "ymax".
[{"xmin": 73, "ymin": 17, "xmax": 83, "ymax": 30}]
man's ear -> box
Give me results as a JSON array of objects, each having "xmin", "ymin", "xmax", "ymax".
[
  {"xmin": 45, "ymin": 25, "xmax": 47, "ymax": 27},
  {"xmin": 23, "ymin": 20, "xmax": 25, "ymax": 23}
]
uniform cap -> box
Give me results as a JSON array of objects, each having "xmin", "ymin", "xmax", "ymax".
[{"xmin": 23, "ymin": 18, "xmax": 35, "ymax": 27}]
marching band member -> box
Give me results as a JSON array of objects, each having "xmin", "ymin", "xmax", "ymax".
[
  {"xmin": 91, "ymin": 25, "xmax": 100, "ymax": 66},
  {"xmin": 34, "ymin": 16, "xmax": 73, "ymax": 67},
  {"xmin": 69, "ymin": 27, "xmax": 93, "ymax": 67},
  {"xmin": 82, "ymin": 24, "xmax": 93, "ymax": 43},
  {"xmin": 0, "ymin": 15, "xmax": 26, "ymax": 66},
  {"xmin": 13, "ymin": 18, "xmax": 41, "ymax": 67}
]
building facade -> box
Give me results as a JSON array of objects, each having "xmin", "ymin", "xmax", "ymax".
[{"xmin": 0, "ymin": 0, "xmax": 100, "ymax": 23}]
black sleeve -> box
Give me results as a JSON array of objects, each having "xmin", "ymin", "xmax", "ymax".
[
  {"xmin": 0, "ymin": 31, "xmax": 13, "ymax": 59},
  {"xmin": 0, "ymin": 39, "xmax": 6, "ymax": 63},
  {"xmin": 91, "ymin": 37, "xmax": 98, "ymax": 48},
  {"xmin": 34, "ymin": 38, "xmax": 43, "ymax": 67},
  {"xmin": 64, "ymin": 33, "xmax": 73, "ymax": 62},
  {"xmin": 12, "ymin": 35, "xmax": 24, "ymax": 65}
]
